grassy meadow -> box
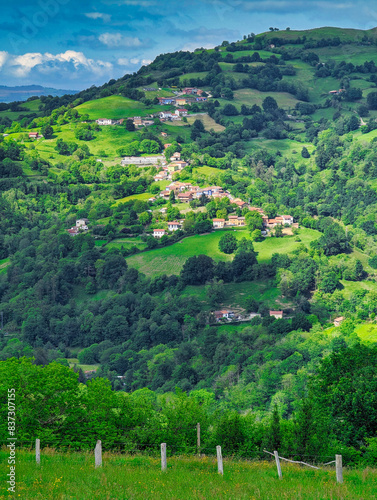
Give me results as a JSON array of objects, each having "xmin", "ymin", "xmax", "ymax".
[
  {"xmin": 75, "ymin": 95, "xmax": 167, "ymax": 120},
  {"xmin": 2, "ymin": 449, "xmax": 376, "ymax": 500},
  {"xmin": 126, "ymin": 228, "xmax": 321, "ymax": 278}
]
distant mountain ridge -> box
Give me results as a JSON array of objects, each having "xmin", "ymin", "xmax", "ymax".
[{"xmin": 0, "ymin": 85, "xmax": 79, "ymax": 103}]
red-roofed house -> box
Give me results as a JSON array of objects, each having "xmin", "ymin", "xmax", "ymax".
[
  {"xmin": 175, "ymin": 109, "xmax": 188, "ymax": 117},
  {"xmin": 167, "ymin": 221, "xmax": 181, "ymax": 231},
  {"xmin": 213, "ymin": 218, "xmax": 225, "ymax": 228},
  {"xmin": 213, "ymin": 309, "xmax": 235, "ymax": 321},
  {"xmin": 270, "ymin": 310, "xmax": 283, "ymax": 319},
  {"xmin": 153, "ymin": 229, "xmax": 167, "ymax": 238},
  {"xmin": 29, "ymin": 132, "xmax": 39, "ymax": 139}
]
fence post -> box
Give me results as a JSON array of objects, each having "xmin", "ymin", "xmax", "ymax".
[
  {"xmin": 274, "ymin": 450, "xmax": 282, "ymax": 479},
  {"xmin": 35, "ymin": 439, "xmax": 40, "ymax": 465},
  {"xmin": 161, "ymin": 443, "xmax": 167, "ymax": 471},
  {"xmin": 94, "ymin": 440, "xmax": 102, "ymax": 468},
  {"xmin": 197, "ymin": 423, "xmax": 201, "ymax": 456},
  {"xmin": 216, "ymin": 445, "xmax": 223, "ymax": 475},
  {"xmin": 336, "ymin": 454, "xmax": 343, "ymax": 483}
]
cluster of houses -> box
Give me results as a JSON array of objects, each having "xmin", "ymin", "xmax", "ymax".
[
  {"xmin": 212, "ymin": 207, "xmax": 296, "ymax": 231},
  {"xmin": 159, "ymin": 109, "xmax": 188, "ymax": 122},
  {"xmin": 212, "ymin": 309, "xmax": 283, "ymax": 322},
  {"xmin": 153, "ymin": 220, "xmax": 184, "ymax": 238},
  {"xmin": 96, "ymin": 118, "xmax": 125, "ymax": 126},
  {"xmin": 158, "ymin": 182, "xmax": 228, "ymax": 202},
  {"xmin": 157, "ymin": 88, "xmax": 207, "ymax": 107},
  {"xmin": 67, "ymin": 219, "xmax": 89, "ymax": 236}
]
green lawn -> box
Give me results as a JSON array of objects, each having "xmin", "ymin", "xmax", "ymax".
[
  {"xmin": 186, "ymin": 114, "xmax": 225, "ymax": 132},
  {"xmin": 355, "ymin": 323, "xmax": 377, "ymax": 343},
  {"xmin": 127, "ymin": 228, "xmax": 321, "ymax": 278},
  {"xmin": 75, "ymin": 95, "xmax": 168, "ymax": 120},
  {"xmin": 2, "ymin": 450, "xmax": 376, "ymax": 500},
  {"xmin": 104, "ymin": 237, "xmax": 147, "ymax": 251},
  {"xmin": 182, "ymin": 279, "xmax": 291, "ymax": 312},
  {"xmin": 113, "ymin": 192, "xmax": 153, "ymax": 205}
]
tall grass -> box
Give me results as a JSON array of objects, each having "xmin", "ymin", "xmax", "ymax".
[{"xmin": 1, "ymin": 450, "xmax": 376, "ymax": 499}]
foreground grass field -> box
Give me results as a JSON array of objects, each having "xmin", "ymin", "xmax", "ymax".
[
  {"xmin": 126, "ymin": 228, "xmax": 321, "ymax": 278},
  {"xmin": 2, "ymin": 450, "xmax": 376, "ymax": 500}
]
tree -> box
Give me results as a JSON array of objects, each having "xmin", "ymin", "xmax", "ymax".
[
  {"xmin": 367, "ymin": 92, "xmax": 377, "ymax": 110},
  {"xmin": 125, "ymin": 119, "xmax": 135, "ymax": 131},
  {"xmin": 274, "ymin": 225, "xmax": 283, "ymax": 238},
  {"xmin": 218, "ymin": 232, "xmax": 238, "ymax": 254},
  {"xmin": 180, "ymin": 255, "xmax": 215, "ymax": 285},
  {"xmin": 262, "ymin": 96, "xmax": 278, "ymax": 113},
  {"xmin": 41, "ymin": 124, "xmax": 53, "ymax": 139},
  {"xmin": 319, "ymin": 271, "xmax": 339, "ymax": 293},
  {"xmin": 245, "ymin": 211, "xmax": 263, "ymax": 233},
  {"xmin": 301, "ymin": 147, "xmax": 310, "ymax": 158},
  {"xmin": 169, "ymin": 190, "xmax": 176, "ymax": 203}
]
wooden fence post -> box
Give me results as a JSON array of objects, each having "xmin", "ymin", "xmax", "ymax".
[
  {"xmin": 161, "ymin": 443, "xmax": 167, "ymax": 471},
  {"xmin": 216, "ymin": 445, "xmax": 223, "ymax": 475},
  {"xmin": 94, "ymin": 440, "xmax": 102, "ymax": 468},
  {"xmin": 336, "ymin": 455, "xmax": 343, "ymax": 483},
  {"xmin": 35, "ymin": 439, "xmax": 40, "ymax": 465},
  {"xmin": 197, "ymin": 423, "xmax": 201, "ymax": 456},
  {"xmin": 274, "ymin": 450, "xmax": 282, "ymax": 479}
]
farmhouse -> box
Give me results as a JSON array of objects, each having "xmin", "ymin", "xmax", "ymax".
[
  {"xmin": 157, "ymin": 97, "xmax": 176, "ymax": 105},
  {"xmin": 170, "ymin": 152, "xmax": 181, "ymax": 161},
  {"xmin": 213, "ymin": 218, "xmax": 225, "ymax": 228},
  {"xmin": 121, "ymin": 156, "xmax": 165, "ymax": 166},
  {"xmin": 213, "ymin": 309, "xmax": 235, "ymax": 321},
  {"xmin": 233, "ymin": 198, "xmax": 248, "ymax": 209},
  {"xmin": 182, "ymin": 87, "xmax": 203, "ymax": 95},
  {"xmin": 177, "ymin": 192, "xmax": 193, "ymax": 202},
  {"xmin": 76, "ymin": 218, "xmax": 89, "ymax": 230},
  {"xmin": 175, "ymin": 108, "xmax": 188, "ymax": 117},
  {"xmin": 175, "ymin": 98, "xmax": 187, "ymax": 106},
  {"xmin": 96, "ymin": 118, "xmax": 115, "ymax": 125},
  {"xmin": 167, "ymin": 221, "xmax": 181, "ymax": 231},
  {"xmin": 334, "ymin": 316, "xmax": 345, "ymax": 327},
  {"xmin": 282, "ymin": 215, "xmax": 294, "ymax": 225},
  {"xmin": 28, "ymin": 132, "xmax": 39, "ymax": 139},
  {"xmin": 270, "ymin": 311, "xmax": 283, "ymax": 319},
  {"xmin": 153, "ymin": 229, "xmax": 167, "ymax": 238}
]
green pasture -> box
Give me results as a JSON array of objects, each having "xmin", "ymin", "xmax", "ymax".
[
  {"xmin": 75, "ymin": 95, "xmax": 167, "ymax": 120},
  {"xmin": 186, "ymin": 114, "xmax": 225, "ymax": 132},
  {"xmin": 182, "ymin": 279, "xmax": 290, "ymax": 312},
  {"xmin": 2, "ymin": 449, "xmax": 376, "ymax": 500},
  {"xmin": 113, "ymin": 193, "xmax": 152, "ymax": 205},
  {"xmin": 126, "ymin": 228, "xmax": 321, "ymax": 278},
  {"xmin": 104, "ymin": 237, "xmax": 147, "ymax": 251},
  {"xmin": 259, "ymin": 26, "xmax": 377, "ymax": 43}
]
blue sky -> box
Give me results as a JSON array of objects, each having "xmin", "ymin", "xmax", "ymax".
[{"xmin": 0, "ymin": 0, "xmax": 377, "ymax": 90}]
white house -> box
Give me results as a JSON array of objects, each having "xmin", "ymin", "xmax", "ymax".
[
  {"xmin": 282, "ymin": 215, "xmax": 294, "ymax": 225},
  {"xmin": 159, "ymin": 112, "xmax": 173, "ymax": 120},
  {"xmin": 76, "ymin": 219, "xmax": 89, "ymax": 230},
  {"xmin": 175, "ymin": 108, "xmax": 188, "ymax": 117},
  {"xmin": 212, "ymin": 218, "xmax": 225, "ymax": 228},
  {"xmin": 153, "ymin": 229, "xmax": 167, "ymax": 238},
  {"xmin": 96, "ymin": 118, "xmax": 114, "ymax": 126},
  {"xmin": 167, "ymin": 221, "xmax": 181, "ymax": 231}
]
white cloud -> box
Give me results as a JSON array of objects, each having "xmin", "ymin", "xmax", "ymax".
[
  {"xmin": 85, "ymin": 12, "xmax": 112, "ymax": 23},
  {"xmin": 99, "ymin": 32, "xmax": 143, "ymax": 47},
  {"xmin": 117, "ymin": 57, "xmax": 130, "ymax": 65},
  {"xmin": 117, "ymin": 57, "xmax": 153, "ymax": 67},
  {"xmin": 7, "ymin": 51, "xmax": 113, "ymax": 78},
  {"xmin": 0, "ymin": 51, "xmax": 9, "ymax": 68}
]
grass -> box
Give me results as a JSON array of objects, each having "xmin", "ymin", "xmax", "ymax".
[
  {"xmin": 354, "ymin": 323, "xmax": 377, "ymax": 343},
  {"xmin": 186, "ymin": 114, "xmax": 225, "ymax": 132},
  {"xmin": 2, "ymin": 449, "xmax": 376, "ymax": 500},
  {"xmin": 182, "ymin": 279, "xmax": 290, "ymax": 312},
  {"xmin": 0, "ymin": 258, "xmax": 10, "ymax": 275},
  {"xmin": 113, "ymin": 193, "xmax": 153, "ymax": 205},
  {"xmin": 339, "ymin": 279, "xmax": 377, "ymax": 298},
  {"xmin": 231, "ymin": 88, "xmax": 300, "ymax": 110},
  {"xmin": 104, "ymin": 237, "xmax": 147, "ymax": 251},
  {"xmin": 126, "ymin": 228, "xmax": 321, "ymax": 278},
  {"xmin": 67, "ymin": 358, "xmax": 99, "ymax": 371},
  {"xmin": 75, "ymin": 95, "xmax": 167, "ymax": 120}
]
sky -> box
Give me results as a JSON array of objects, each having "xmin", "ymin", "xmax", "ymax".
[{"xmin": 1, "ymin": 0, "xmax": 377, "ymax": 90}]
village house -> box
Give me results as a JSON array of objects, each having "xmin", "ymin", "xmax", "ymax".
[
  {"xmin": 171, "ymin": 160, "xmax": 188, "ymax": 168},
  {"xmin": 233, "ymin": 198, "xmax": 248, "ymax": 209},
  {"xmin": 270, "ymin": 310, "xmax": 283, "ymax": 319},
  {"xmin": 282, "ymin": 215, "xmax": 294, "ymax": 225},
  {"xmin": 167, "ymin": 221, "xmax": 181, "ymax": 231},
  {"xmin": 96, "ymin": 118, "xmax": 115, "ymax": 125},
  {"xmin": 148, "ymin": 197, "xmax": 156, "ymax": 202},
  {"xmin": 175, "ymin": 98, "xmax": 187, "ymax": 106},
  {"xmin": 161, "ymin": 132, "xmax": 168, "ymax": 138},
  {"xmin": 153, "ymin": 229, "xmax": 167, "ymax": 238},
  {"xmin": 182, "ymin": 87, "xmax": 203, "ymax": 95},
  {"xmin": 170, "ymin": 152, "xmax": 181, "ymax": 161},
  {"xmin": 28, "ymin": 132, "xmax": 39, "ymax": 139},
  {"xmin": 76, "ymin": 218, "xmax": 89, "ymax": 230},
  {"xmin": 213, "ymin": 218, "xmax": 226, "ymax": 229},
  {"xmin": 159, "ymin": 111, "xmax": 173, "ymax": 120},
  {"xmin": 158, "ymin": 97, "xmax": 176, "ymax": 105},
  {"xmin": 334, "ymin": 316, "xmax": 345, "ymax": 327},
  {"xmin": 177, "ymin": 192, "xmax": 194, "ymax": 203},
  {"xmin": 226, "ymin": 216, "xmax": 246, "ymax": 227},
  {"xmin": 175, "ymin": 108, "xmax": 188, "ymax": 117},
  {"xmin": 213, "ymin": 309, "xmax": 235, "ymax": 321}
]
